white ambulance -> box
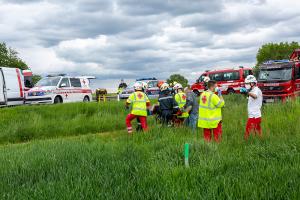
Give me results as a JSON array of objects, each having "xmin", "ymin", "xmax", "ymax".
[
  {"xmin": 0, "ymin": 67, "xmax": 25, "ymax": 106},
  {"xmin": 25, "ymin": 75, "xmax": 93, "ymax": 104}
]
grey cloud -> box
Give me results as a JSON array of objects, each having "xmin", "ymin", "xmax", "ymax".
[
  {"xmin": 1, "ymin": 0, "xmax": 300, "ymax": 82},
  {"xmin": 117, "ymin": 0, "xmax": 222, "ymax": 16},
  {"xmin": 182, "ymin": 6, "xmax": 300, "ymax": 35}
]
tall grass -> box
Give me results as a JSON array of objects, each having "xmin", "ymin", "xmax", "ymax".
[
  {"xmin": 0, "ymin": 102, "xmax": 127, "ymax": 144},
  {"xmin": 0, "ymin": 96, "xmax": 300, "ymax": 199}
]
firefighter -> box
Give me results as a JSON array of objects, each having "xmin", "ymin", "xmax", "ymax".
[
  {"xmin": 158, "ymin": 82, "xmax": 179, "ymax": 126},
  {"xmin": 173, "ymin": 83, "xmax": 189, "ymax": 123},
  {"xmin": 125, "ymin": 82, "xmax": 151, "ymax": 134},
  {"xmin": 117, "ymin": 79, "xmax": 127, "ymax": 94},
  {"xmin": 198, "ymin": 80, "xmax": 225, "ymax": 142},
  {"xmin": 242, "ymin": 75, "xmax": 263, "ymax": 140},
  {"xmin": 168, "ymin": 81, "xmax": 177, "ymax": 95}
]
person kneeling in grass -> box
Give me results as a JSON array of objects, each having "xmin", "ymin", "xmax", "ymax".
[
  {"xmin": 242, "ymin": 75, "xmax": 263, "ymax": 140},
  {"xmin": 125, "ymin": 81, "xmax": 151, "ymax": 134}
]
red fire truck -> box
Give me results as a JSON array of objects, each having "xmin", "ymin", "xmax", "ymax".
[
  {"xmin": 257, "ymin": 49, "xmax": 300, "ymax": 103},
  {"xmin": 191, "ymin": 67, "xmax": 253, "ymax": 94}
]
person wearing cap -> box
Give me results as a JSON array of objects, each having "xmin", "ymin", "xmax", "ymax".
[
  {"xmin": 241, "ymin": 75, "xmax": 263, "ymax": 140},
  {"xmin": 125, "ymin": 81, "xmax": 151, "ymax": 134},
  {"xmin": 198, "ymin": 80, "xmax": 225, "ymax": 142}
]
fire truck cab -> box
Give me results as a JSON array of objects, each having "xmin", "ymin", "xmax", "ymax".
[
  {"xmin": 257, "ymin": 49, "xmax": 300, "ymax": 103},
  {"xmin": 191, "ymin": 67, "xmax": 253, "ymax": 94}
]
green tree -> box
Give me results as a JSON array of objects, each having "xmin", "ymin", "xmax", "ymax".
[
  {"xmin": 254, "ymin": 41, "xmax": 300, "ymax": 76},
  {"xmin": 0, "ymin": 42, "xmax": 28, "ymax": 70},
  {"xmin": 167, "ymin": 74, "xmax": 189, "ymax": 88}
]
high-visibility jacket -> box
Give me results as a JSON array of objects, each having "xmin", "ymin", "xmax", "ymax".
[
  {"xmin": 198, "ymin": 91, "xmax": 225, "ymax": 128},
  {"xmin": 175, "ymin": 92, "xmax": 189, "ymax": 118},
  {"xmin": 127, "ymin": 91, "xmax": 150, "ymax": 116}
]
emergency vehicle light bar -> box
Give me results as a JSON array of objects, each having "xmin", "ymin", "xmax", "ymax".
[
  {"xmin": 263, "ymin": 60, "xmax": 290, "ymax": 65},
  {"xmin": 136, "ymin": 77, "xmax": 157, "ymax": 81},
  {"xmin": 46, "ymin": 74, "xmax": 66, "ymax": 77}
]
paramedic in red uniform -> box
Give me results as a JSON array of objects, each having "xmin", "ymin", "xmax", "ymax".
[{"xmin": 242, "ymin": 75, "xmax": 263, "ymax": 140}]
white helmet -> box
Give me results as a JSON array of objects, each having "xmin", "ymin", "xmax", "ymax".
[
  {"xmin": 133, "ymin": 81, "xmax": 143, "ymax": 91},
  {"xmin": 173, "ymin": 83, "xmax": 183, "ymax": 90},
  {"xmin": 203, "ymin": 76, "xmax": 210, "ymax": 83},
  {"xmin": 160, "ymin": 82, "xmax": 169, "ymax": 91},
  {"xmin": 245, "ymin": 75, "xmax": 257, "ymax": 84},
  {"xmin": 141, "ymin": 82, "xmax": 148, "ymax": 90}
]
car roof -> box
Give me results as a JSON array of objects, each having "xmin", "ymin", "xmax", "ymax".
[
  {"xmin": 45, "ymin": 76, "xmax": 81, "ymax": 79},
  {"xmin": 203, "ymin": 68, "xmax": 252, "ymax": 74}
]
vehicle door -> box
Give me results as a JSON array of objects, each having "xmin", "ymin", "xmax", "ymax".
[
  {"xmin": 0, "ymin": 68, "xmax": 6, "ymax": 105},
  {"xmin": 223, "ymin": 71, "xmax": 240, "ymax": 91},
  {"xmin": 70, "ymin": 78, "xmax": 83, "ymax": 102},
  {"xmin": 3, "ymin": 68, "xmax": 24, "ymax": 104},
  {"xmin": 58, "ymin": 77, "xmax": 72, "ymax": 102},
  {"xmin": 294, "ymin": 65, "xmax": 300, "ymax": 96}
]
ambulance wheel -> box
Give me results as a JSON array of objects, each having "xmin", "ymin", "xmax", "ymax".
[
  {"xmin": 227, "ymin": 88, "xmax": 235, "ymax": 94},
  {"xmin": 83, "ymin": 96, "xmax": 90, "ymax": 102},
  {"xmin": 54, "ymin": 96, "xmax": 63, "ymax": 104}
]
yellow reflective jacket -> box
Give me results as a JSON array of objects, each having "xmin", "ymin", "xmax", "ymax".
[
  {"xmin": 175, "ymin": 92, "xmax": 189, "ymax": 118},
  {"xmin": 127, "ymin": 91, "xmax": 150, "ymax": 116},
  {"xmin": 198, "ymin": 91, "xmax": 225, "ymax": 128}
]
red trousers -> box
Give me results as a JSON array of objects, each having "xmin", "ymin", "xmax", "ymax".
[
  {"xmin": 203, "ymin": 122, "xmax": 222, "ymax": 142},
  {"xmin": 125, "ymin": 114, "xmax": 148, "ymax": 133},
  {"xmin": 245, "ymin": 117, "xmax": 262, "ymax": 140}
]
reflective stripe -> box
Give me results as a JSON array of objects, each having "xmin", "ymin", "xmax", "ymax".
[
  {"xmin": 216, "ymin": 100, "xmax": 224, "ymax": 108},
  {"xmin": 198, "ymin": 117, "xmax": 222, "ymax": 121},
  {"xmin": 207, "ymin": 93, "xmax": 213, "ymax": 109},
  {"xmin": 198, "ymin": 105, "xmax": 217, "ymax": 110},
  {"xmin": 132, "ymin": 107, "xmax": 146, "ymax": 111},
  {"xmin": 178, "ymin": 93, "xmax": 183, "ymax": 104},
  {"xmin": 159, "ymin": 96, "xmax": 173, "ymax": 101}
]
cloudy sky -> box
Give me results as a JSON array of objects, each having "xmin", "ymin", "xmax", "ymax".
[{"xmin": 1, "ymin": 0, "xmax": 300, "ymax": 91}]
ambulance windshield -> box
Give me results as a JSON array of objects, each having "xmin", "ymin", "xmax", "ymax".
[{"xmin": 36, "ymin": 77, "xmax": 61, "ymax": 87}]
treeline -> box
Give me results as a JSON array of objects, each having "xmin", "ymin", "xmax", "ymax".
[{"xmin": 256, "ymin": 41, "xmax": 300, "ymax": 66}]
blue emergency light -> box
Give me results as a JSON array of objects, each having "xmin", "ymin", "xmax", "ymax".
[{"xmin": 263, "ymin": 59, "xmax": 290, "ymax": 65}]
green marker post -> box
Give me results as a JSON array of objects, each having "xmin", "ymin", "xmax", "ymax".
[{"xmin": 184, "ymin": 143, "xmax": 189, "ymax": 167}]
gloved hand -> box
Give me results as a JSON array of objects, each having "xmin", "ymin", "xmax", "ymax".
[
  {"xmin": 240, "ymin": 87, "xmax": 248, "ymax": 94},
  {"xmin": 147, "ymin": 109, "xmax": 152, "ymax": 116},
  {"xmin": 125, "ymin": 106, "xmax": 129, "ymax": 111},
  {"xmin": 217, "ymin": 89, "xmax": 222, "ymax": 96}
]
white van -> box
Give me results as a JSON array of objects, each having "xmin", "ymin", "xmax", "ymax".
[
  {"xmin": 0, "ymin": 67, "xmax": 25, "ymax": 106},
  {"xmin": 26, "ymin": 76, "xmax": 92, "ymax": 104}
]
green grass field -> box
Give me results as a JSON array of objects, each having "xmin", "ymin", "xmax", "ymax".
[{"xmin": 1, "ymin": 96, "xmax": 300, "ymax": 199}]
